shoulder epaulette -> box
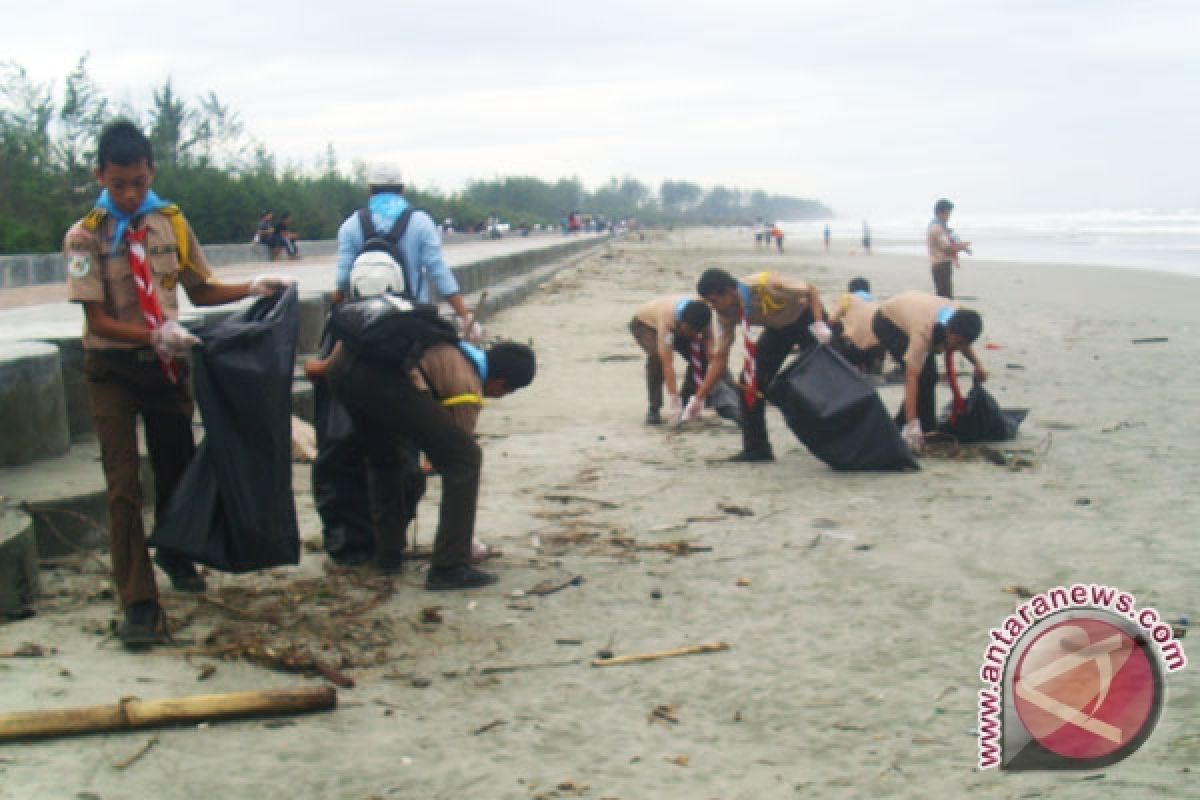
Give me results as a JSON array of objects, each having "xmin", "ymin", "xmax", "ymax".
[
  {"xmin": 81, "ymin": 209, "xmax": 107, "ymax": 232},
  {"xmin": 156, "ymin": 205, "xmax": 192, "ymax": 270}
]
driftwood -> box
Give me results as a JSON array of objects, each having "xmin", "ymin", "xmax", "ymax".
[
  {"xmin": 0, "ymin": 686, "xmax": 336, "ymax": 742},
  {"xmin": 591, "ymin": 641, "xmax": 730, "ymax": 667}
]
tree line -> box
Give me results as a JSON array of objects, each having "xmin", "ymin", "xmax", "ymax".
[{"xmin": 0, "ymin": 57, "xmax": 832, "ymax": 254}]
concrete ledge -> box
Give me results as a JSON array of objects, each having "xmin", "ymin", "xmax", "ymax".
[
  {"xmin": 0, "ymin": 341, "xmax": 69, "ymax": 466},
  {"xmin": 0, "ymin": 505, "xmax": 39, "ymax": 618}
]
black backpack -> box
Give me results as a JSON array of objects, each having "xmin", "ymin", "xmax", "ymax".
[
  {"xmin": 349, "ymin": 208, "xmax": 417, "ymax": 299},
  {"xmin": 327, "ymin": 294, "xmax": 459, "ymax": 370}
]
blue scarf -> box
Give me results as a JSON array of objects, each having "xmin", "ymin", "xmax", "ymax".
[
  {"xmin": 852, "ymin": 290, "xmax": 875, "ymax": 303},
  {"xmin": 95, "ymin": 189, "xmax": 170, "ymax": 247},
  {"xmin": 674, "ymin": 298, "xmax": 691, "ymax": 321},
  {"xmin": 458, "ymin": 341, "xmax": 488, "ymax": 381},
  {"xmin": 737, "ymin": 282, "xmax": 753, "ymax": 318},
  {"xmin": 368, "ymin": 192, "xmax": 409, "ymax": 232},
  {"xmin": 937, "ymin": 306, "xmax": 957, "ymax": 327}
]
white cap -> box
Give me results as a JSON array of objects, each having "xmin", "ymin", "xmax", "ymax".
[{"xmin": 366, "ymin": 162, "xmax": 404, "ymax": 187}]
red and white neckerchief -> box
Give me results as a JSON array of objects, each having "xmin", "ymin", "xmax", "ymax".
[
  {"xmin": 687, "ymin": 335, "xmax": 706, "ymax": 387},
  {"xmin": 126, "ymin": 226, "xmax": 178, "ymax": 383},
  {"xmin": 944, "ymin": 350, "xmax": 967, "ymax": 425},
  {"xmin": 740, "ymin": 317, "xmax": 758, "ymax": 408}
]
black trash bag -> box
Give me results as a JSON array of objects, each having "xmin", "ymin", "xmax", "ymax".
[
  {"xmin": 766, "ymin": 345, "xmax": 919, "ymax": 471},
  {"xmin": 938, "ymin": 382, "xmax": 1028, "ymax": 443},
  {"xmin": 150, "ymin": 286, "xmax": 301, "ymax": 572},
  {"xmin": 312, "ymin": 362, "xmax": 375, "ymax": 563}
]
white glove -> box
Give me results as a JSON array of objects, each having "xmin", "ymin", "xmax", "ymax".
[
  {"xmin": 151, "ymin": 320, "xmax": 200, "ymax": 359},
  {"xmin": 809, "ymin": 320, "xmax": 833, "ymax": 345},
  {"xmin": 460, "ymin": 318, "xmax": 485, "ymax": 343},
  {"xmin": 681, "ymin": 395, "xmax": 704, "ymax": 422},
  {"xmin": 665, "ymin": 394, "xmax": 683, "ymax": 424},
  {"xmin": 902, "ymin": 419, "xmax": 924, "ymax": 452},
  {"xmin": 249, "ymin": 274, "xmax": 295, "ymax": 296}
]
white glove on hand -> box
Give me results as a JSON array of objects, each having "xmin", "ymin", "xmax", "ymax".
[
  {"xmin": 902, "ymin": 419, "xmax": 924, "ymax": 452},
  {"xmin": 460, "ymin": 318, "xmax": 485, "ymax": 343},
  {"xmin": 665, "ymin": 394, "xmax": 683, "ymax": 424},
  {"xmin": 681, "ymin": 395, "xmax": 704, "ymax": 423},
  {"xmin": 151, "ymin": 320, "xmax": 200, "ymax": 359},
  {"xmin": 809, "ymin": 320, "xmax": 833, "ymax": 345},
  {"xmin": 249, "ymin": 274, "xmax": 295, "ymax": 296}
]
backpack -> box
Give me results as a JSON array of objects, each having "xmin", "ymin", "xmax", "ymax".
[
  {"xmin": 349, "ymin": 207, "xmax": 416, "ymax": 299},
  {"xmin": 327, "ymin": 294, "xmax": 459, "ymax": 370}
]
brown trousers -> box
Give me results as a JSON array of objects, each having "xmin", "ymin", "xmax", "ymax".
[
  {"xmin": 932, "ymin": 261, "xmax": 954, "ymax": 298},
  {"xmin": 85, "ymin": 350, "xmax": 195, "ymax": 608},
  {"xmin": 629, "ymin": 318, "xmax": 664, "ymax": 410}
]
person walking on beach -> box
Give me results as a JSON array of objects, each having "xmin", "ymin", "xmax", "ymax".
[
  {"xmin": 871, "ymin": 290, "xmax": 987, "ymax": 452},
  {"xmin": 861, "ymin": 220, "xmax": 872, "ymax": 254},
  {"xmin": 823, "ymin": 224, "xmax": 831, "ymax": 252},
  {"xmin": 305, "ymin": 323, "xmax": 536, "ymax": 590},
  {"xmin": 928, "ymin": 198, "xmax": 972, "ymax": 298},
  {"xmin": 772, "ymin": 224, "xmax": 784, "ymax": 253},
  {"xmin": 64, "ymin": 120, "xmax": 292, "ymax": 647},
  {"xmin": 697, "ymin": 268, "xmax": 831, "ymax": 462},
  {"xmin": 629, "ymin": 294, "xmax": 738, "ymax": 426}
]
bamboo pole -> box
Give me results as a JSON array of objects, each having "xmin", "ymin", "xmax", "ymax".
[
  {"xmin": 0, "ymin": 686, "xmax": 336, "ymax": 742},
  {"xmin": 590, "ymin": 641, "xmax": 730, "ymax": 667}
]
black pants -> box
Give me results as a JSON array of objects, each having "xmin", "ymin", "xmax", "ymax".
[
  {"xmin": 328, "ymin": 353, "xmax": 480, "ymax": 568},
  {"xmin": 742, "ymin": 313, "xmax": 817, "ymax": 453},
  {"xmin": 872, "ymin": 312, "xmax": 938, "ymax": 431}
]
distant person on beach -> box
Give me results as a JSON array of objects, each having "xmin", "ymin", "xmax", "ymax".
[
  {"xmin": 928, "ymin": 198, "xmax": 972, "ymax": 298},
  {"xmin": 772, "ymin": 224, "xmax": 784, "ymax": 253},
  {"xmin": 823, "ymin": 224, "xmax": 831, "ymax": 252},
  {"xmin": 861, "ymin": 220, "xmax": 872, "ymax": 254},
  {"xmin": 828, "ymin": 277, "xmax": 885, "ymax": 374},
  {"xmin": 305, "ymin": 328, "xmax": 536, "ymax": 590},
  {"xmin": 63, "ymin": 120, "xmax": 292, "ymax": 647},
  {"xmin": 255, "ymin": 209, "xmax": 283, "ymax": 260},
  {"xmin": 871, "ymin": 290, "xmax": 987, "ymax": 451},
  {"xmin": 630, "ymin": 294, "xmax": 740, "ymax": 426},
  {"xmin": 276, "ymin": 211, "xmax": 301, "ymax": 260},
  {"xmin": 698, "ymin": 268, "xmax": 831, "ymax": 462}
]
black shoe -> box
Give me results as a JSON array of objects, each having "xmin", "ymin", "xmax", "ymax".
[
  {"xmin": 375, "ymin": 553, "xmax": 405, "ymax": 576},
  {"xmin": 154, "ymin": 549, "xmax": 207, "ymax": 593},
  {"xmin": 425, "ymin": 564, "xmax": 498, "ymax": 591},
  {"xmin": 118, "ymin": 600, "xmax": 163, "ymax": 648},
  {"xmin": 330, "ymin": 549, "xmax": 374, "ymax": 568},
  {"xmin": 727, "ymin": 449, "xmax": 775, "ymax": 463},
  {"xmin": 645, "ymin": 408, "xmax": 663, "ymax": 425}
]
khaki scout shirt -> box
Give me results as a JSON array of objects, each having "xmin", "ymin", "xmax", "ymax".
[
  {"xmin": 927, "ymin": 219, "xmax": 954, "ymax": 265},
  {"xmin": 714, "ymin": 271, "xmax": 815, "ymax": 356},
  {"xmin": 64, "ymin": 211, "xmax": 213, "ymax": 350},
  {"xmin": 410, "ymin": 343, "xmax": 484, "ymax": 434},
  {"xmin": 634, "ymin": 294, "xmax": 698, "ymax": 354},
  {"xmin": 877, "ymin": 290, "xmax": 960, "ymax": 368},
  {"xmin": 831, "ymin": 292, "xmax": 881, "ymax": 351}
]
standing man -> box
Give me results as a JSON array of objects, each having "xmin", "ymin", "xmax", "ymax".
[
  {"xmin": 823, "ymin": 223, "xmax": 831, "ymax": 252},
  {"xmin": 928, "ymin": 198, "xmax": 972, "ymax": 298},
  {"xmin": 697, "ymin": 268, "xmax": 831, "ymax": 462},
  {"xmin": 332, "ymin": 163, "xmax": 480, "ymax": 340},
  {"xmin": 871, "ymin": 290, "xmax": 987, "ymax": 451},
  {"xmin": 64, "ymin": 119, "xmax": 292, "ymax": 647}
]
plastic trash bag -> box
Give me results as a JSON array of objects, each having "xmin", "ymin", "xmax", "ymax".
[
  {"xmin": 938, "ymin": 382, "xmax": 1028, "ymax": 443},
  {"xmin": 150, "ymin": 286, "xmax": 301, "ymax": 572},
  {"xmin": 766, "ymin": 345, "xmax": 919, "ymax": 471}
]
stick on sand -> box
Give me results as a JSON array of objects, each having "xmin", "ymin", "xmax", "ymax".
[
  {"xmin": 0, "ymin": 686, "xmax": 337, "ymax": 742},
  {"xmin": 590, "ymin": 641, "xmax": 730, "ymax": 667}
]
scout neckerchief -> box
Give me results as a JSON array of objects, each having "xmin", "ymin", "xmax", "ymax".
[
  {"xmin": 675, "ymin": 299, "xmax": 706, "ymax": 386},
  {"xmin": 94, "ymin": 189, "xmax": 179, "ymax": 382},
  {"xmin": 937, "ymin": 307, "xmax": 966, "ymax": 423},
  {"xmin": 442, "ymin": 341, "xmax": 487, "ymax": 409},
  {"xmin": 736, "ymin": 282, "xmax": 758, "ymax": 408}
]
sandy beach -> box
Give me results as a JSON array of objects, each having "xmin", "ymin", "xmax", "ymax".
[{"xmin": 1, "ymin": 227, "xmax": 1197, "ymax": 799}]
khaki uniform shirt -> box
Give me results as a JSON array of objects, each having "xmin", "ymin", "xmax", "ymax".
[
  {"xmin": 831, "ymin": 292, "xmax": 880, "ymax": 351},
  {"xmin": 634, "ymin": 294, "xmax": 695, "ymax": 353},
  {"xmin": 64, "ymin": 211, "xmax": 213, "ymax": 350},
  {"xmin": 715, "ymin": 271, "xmax": 815, "ymax": 356},
  {"xmin": 410, "ymin": 343, "xmax": 484, "ymax": 434},
  {"xmin": 877, "ymin": 291, "xmax": 960, "ymax": 368},
  {"xmin": 927, "ymin": 220, "xmax": 954, "ymax": 265}
]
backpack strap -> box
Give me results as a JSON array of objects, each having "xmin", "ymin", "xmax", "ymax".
[
  {"xmin": 356, "ymin": 208, "xmax": 377, "ymax": 240},
  {"xmin": 382, "ymin": 207, "xmax": 415, "ymax": 246}
]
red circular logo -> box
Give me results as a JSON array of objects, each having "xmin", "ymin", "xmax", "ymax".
[{"xmin": 1013, "ymin": 616, "xmax": 1157, "ymax": 760}]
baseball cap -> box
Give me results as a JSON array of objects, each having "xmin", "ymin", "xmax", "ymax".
[{"xmin": 366, "ymin": 162, "xmax": 404, "ymax": 187}]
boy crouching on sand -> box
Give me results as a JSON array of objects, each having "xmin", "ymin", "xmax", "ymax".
[{"xmin": 65, "ymin": 119, "xmax": 292, "ymax": 647}]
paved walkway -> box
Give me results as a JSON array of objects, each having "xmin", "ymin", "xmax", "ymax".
[{"xmin": 0, "ymin": 233, "xmax": 603, "ymax": 343}]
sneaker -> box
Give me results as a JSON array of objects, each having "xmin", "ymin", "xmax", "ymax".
[
  {"xmin": 645, "ymin": 408, "xmax": 663, "ymax": 425},
  {"xmin": 154, "ymin": 549, "xmax": 207, "ymax": 593},
  {"xmin": 726, "ymin": 449, "xmax": 775, "ymax": 463},
  {"xmin": 375, "ymin": 553, "xmax": 405, "ymax": 576},
  {"xmin": 425, "ymin": 564, "xmax": 498, "ymax": 591},
  {"xmin": 118, "ymin": 600, "xmax": 163, "ymax": 648}
]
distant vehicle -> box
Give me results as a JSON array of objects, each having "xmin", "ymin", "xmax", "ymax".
[{"xmin": 482, "ymin": 216, "xmax": 510, "ymax": 239}]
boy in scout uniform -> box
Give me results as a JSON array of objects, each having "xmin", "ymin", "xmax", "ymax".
[
  {"xmin": 697, "ymin": 268, "xmax": 831, "ymax": 462},
  {"xmin": 871, "ymin": 290, "xmax": 987, "ymax": 451},
  {"xmin": 64, "ymin": 119, "xmax": 291, "ymax": 647},
  {"xmin": 828, "ymin": 277, "xmax": 885, "ymax": 373},
  {"xmin": 629, "ymin": 295, "xmax": 718, "ymax": 425}
]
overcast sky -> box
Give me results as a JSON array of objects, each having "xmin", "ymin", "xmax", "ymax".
[{"xmin": 3, "ymin": 1, "xmax": 1197, "ymax": 218}]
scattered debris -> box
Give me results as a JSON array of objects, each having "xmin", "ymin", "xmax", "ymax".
[
  {"xmin": 543, "ymin": 493, "xmax": 619, "ymax": 509},
  {"xmin": 0, "ymin": 643, "xmax": 54, "ymax": 658},
  {"xmin": 591, "ymin": 641, "xmax": 730, "ymax": 667},
  {"xmin": 527, "ymin": 575, "xmax": 585, "ymax": 596},
  {"xmin": 667, "ymin": 755, "xmax": 690, "ymax": 767},
  {"xmin": 718, "ymin": 503, "xmax": 754, "ymax": 517},
  {"xmin": 112, "ymin": 734, "xmax": 159, "ymax": 770},
  {"xmin": 1003, "ymin": 586, "xmax": 1036, "ymax": 600},
  {"xmin": 1131, "ymin": 337, "xmax": 1168, "ymax": 344},
  {"xmin": 735, "ymin": 577, "xmax": 752, "ymax": 587},
  {"xmin": 473, "ymin": 719, "xmax": 506, "ymax": 735},
  {"xmin": 478, "ymin": 659, "xmax": 581, "ymax": 676},
  {"xmin": 649, "ymin": 704, "xmax": 679, "ymax": 724}
]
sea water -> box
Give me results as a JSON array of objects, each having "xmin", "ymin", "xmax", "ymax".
[{"xmin": 786, "ymin": 211, "xmax": 1200, "ymax": 278}]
